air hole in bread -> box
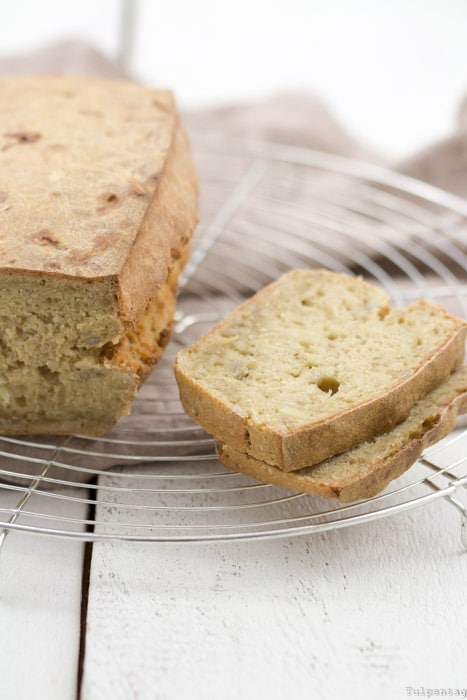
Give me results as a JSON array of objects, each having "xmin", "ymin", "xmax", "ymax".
[{"xmin": 317, "ymin": 376, "xmax": 340, "ymax": 395}]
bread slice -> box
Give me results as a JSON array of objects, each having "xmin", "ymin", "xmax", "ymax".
[
  {"xmin": 217, "ymin": 366, "xmax": 467, "ymax": 502},
  {"xmin": 174, "ymin": 270, "xmax": 466, "ymax": 470},
  {"xmin": 0, "ymin": 75, "xmax": 198, "ymax": 435}
]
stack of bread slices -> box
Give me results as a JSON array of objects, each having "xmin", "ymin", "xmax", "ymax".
[{"xmin": 175, "ymin": 269, "xmax": 467, "ymax": 502}]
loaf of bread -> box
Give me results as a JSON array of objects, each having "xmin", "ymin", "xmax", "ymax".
[
  {"xmin": 217, "ymin": 365, "xmax": 467, "ymax": 501},
  {"xmin": 0, "ymin": 75, "xmax": 198, "ymax": 435},
  {"xmin": 174, "ymin": 269, "xmax": 467, "ymax": 470}
]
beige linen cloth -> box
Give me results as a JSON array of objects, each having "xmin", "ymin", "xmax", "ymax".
[{"xmin": 0, "ymin": 40, "xmax": 466, "ymax": 485}]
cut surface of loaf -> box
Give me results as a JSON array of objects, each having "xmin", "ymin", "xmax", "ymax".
[
  {"xmin": 175, "ymin": 269, "xmax": 467, "ymax": 470},
  {"xmin": 217, "ymin": 366, "xmax": 467, "ymax": 502},
  {"xmin": 0, "ymin": 76, "xmax": 198, "ymax": 435}
]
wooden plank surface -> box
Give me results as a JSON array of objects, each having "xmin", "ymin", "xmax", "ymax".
[
  {"xmin": 81, "ymin": 494, "xmax": 467, "ymax": 700},
  {"xmin": 0, "ymin": 489, "xmax": 87, "ymax": 700}
]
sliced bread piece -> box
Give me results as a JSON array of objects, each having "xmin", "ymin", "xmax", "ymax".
[
  {"xmin": 0, "ymin": 75, "xmax": 198, "ymax": 435},
  {"xmin": 217, "ymin": 365, "xmax": 467, "ymax": 502},
  {"xmin": 175, "ymin": 269, "xmax": 466, "ymax": 470}
]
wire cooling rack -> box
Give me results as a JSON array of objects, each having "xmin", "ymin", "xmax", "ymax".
[{"xmin": 0, "ymin": 137, "xmax": 466, "ymax": 546}]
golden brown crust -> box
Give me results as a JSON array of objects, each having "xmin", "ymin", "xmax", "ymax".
[
  {"xmin": 216, "ymin": 367, "xmax": 467, "ymax": 502},
  {"xmin": 117, "ymin": 119, "xmax": 198, "ymax": 323},
  {"xmin": 110, "ymin": 246, "xmax": 190, "ymax": 383}
]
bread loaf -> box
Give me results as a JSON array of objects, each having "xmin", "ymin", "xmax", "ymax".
[
  {"xmin": 174, "ymin": 270, "xmax": 466, "ymax": 470},
  {"xmin": 0, "ymin": 75, "xmax": 198, "ymax": 435},
  {"xmin": 217, "ymin": 366, "xmax": 467, "ymax": 501}
]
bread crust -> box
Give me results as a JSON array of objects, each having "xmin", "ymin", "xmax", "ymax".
[
  {"xmin": 216, "ymin": 367, "xmax": 467, "ymax": 502},
  {"xmin": 117, "ymin": 118, "xmax": 198, "ymax": 323}
]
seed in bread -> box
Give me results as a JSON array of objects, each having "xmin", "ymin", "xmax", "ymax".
[
  {"xmin": 217, "ymin": 365, "xmax": 467, "ymax": 501},
  {"xmin": 0, "ymin": 75, "xmax": 198, "ymax": 435},
  {"xmin": 174, "ymin": 269, "xmax": 467, "ymax": 470}
]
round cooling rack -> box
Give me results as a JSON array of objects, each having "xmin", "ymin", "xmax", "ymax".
[{"xmin": 0, "ymin": 137, "xmax": 466, "ymax": 546}]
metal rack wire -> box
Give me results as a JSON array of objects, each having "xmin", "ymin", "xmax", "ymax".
[{"xmin": 0, "ymin": 138, "xmax": 466, "ymax": 546}]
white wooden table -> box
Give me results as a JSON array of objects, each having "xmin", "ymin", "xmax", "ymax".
[{"xmin": 0, "ymin": 483, "xmax": 465, "ymax": 700}]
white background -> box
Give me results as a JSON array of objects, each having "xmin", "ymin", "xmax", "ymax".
[{"xmin": 0, "ymin": 0, "xmax": 466, "ymax": 159}]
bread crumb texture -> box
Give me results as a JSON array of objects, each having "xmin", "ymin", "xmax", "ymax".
[
  {"xmin": 0, "ymin": 76, "xmax": 198, "ymax": 435},
  {"xmin": 175, "ymin": 269, "xmax": 466, "ymax": 469},
  {"xmin": 216, "ymin": 366, "xmax": 467, "ymax": 501}
]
